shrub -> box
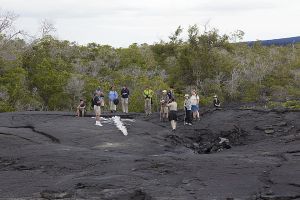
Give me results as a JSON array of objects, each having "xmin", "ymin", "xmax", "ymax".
[
  {"xmin": 199, "ymin": 96, "xmax": 212, "ymax": 106},
  {"xmin": 283, "ymin": 100, "xmax": 300, "ymax": 109},
  {"xmin": 0, "ymin": 101, "xmax": 15, "ymax": 112},
  {"xmin": 267, "ymin": 100, "xmax": 300, "ymax": 109}
]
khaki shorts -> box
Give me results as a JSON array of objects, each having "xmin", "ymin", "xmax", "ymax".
[
  {"xmin": 94, "ymin": 105, "xmax": 101, "ymax": 116},
  {"xmin": 161, "ymin": 106, "xmax": 169, "ymax": 114}
]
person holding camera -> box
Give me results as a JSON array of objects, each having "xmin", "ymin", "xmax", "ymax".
[{"xmin": 93, "ymin": 91, "xmax": 103, "ymax": 126}]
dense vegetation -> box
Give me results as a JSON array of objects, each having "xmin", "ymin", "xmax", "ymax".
[{"xmin": 0, "ymin": 13, "xmax": 299, "ymax": 112}]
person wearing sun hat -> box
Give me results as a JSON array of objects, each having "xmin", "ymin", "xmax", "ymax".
[
  {"xmin": 184, "ymin": 94, "xmax": 192, "ymax": 125},
  {"xmin": 160, "ymin": 90, "xmax": 169, "ymax": 121},
  {"xmin": 213, "ymin": 94, "xmax": 221, "ymax": 108}
]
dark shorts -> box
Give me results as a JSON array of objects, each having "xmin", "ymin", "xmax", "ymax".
[
  {"xmin": 169, "ymin": 110, "xmax": 178, "ymax": 121},
  {"xmin": 191, "ymin": 105, "xmax": 199, "ymax": 112}
]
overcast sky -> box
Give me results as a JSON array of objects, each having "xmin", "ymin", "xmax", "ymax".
[{"xmin": 1, "ymin": 0, "xmax": 299, "ymax": 47}]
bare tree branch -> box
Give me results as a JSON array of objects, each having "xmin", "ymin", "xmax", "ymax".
[
  {"xmin": 0, "ymin": 10, "xmax": 18, "ymax": 33},
  {"xmin": 39, "ymin": 19, "xmax": 56, "ymax": 37}
]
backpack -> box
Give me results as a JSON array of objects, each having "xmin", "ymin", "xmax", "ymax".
[
  {"xmin": 113, "ymin": 98, "xmax": 119, "ymax": 105},
  {"xmin": 93, "ymin": 96, "xmax": 102, "ymax": 106},
  {"xmin": 167, "ymin": 91, "xmax": 174, "ymax": 100}
]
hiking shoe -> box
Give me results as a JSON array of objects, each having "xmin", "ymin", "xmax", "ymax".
[{"xmin": 95, "ymin": 121, "xmax": 103, "ymax": 126}]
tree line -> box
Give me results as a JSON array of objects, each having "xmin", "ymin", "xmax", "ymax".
[{"xmin": 0, "ymin": 11, "xmax": 299, "ymax": 112}]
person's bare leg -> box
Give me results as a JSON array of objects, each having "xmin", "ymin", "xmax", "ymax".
[
  {"xmin": 76, "ymin": 108, "xmax": 80, "ymax": 117},
  {"xmin": 171, "ymin": 120, "xmax": 176, "ymax": 130},
  {"xmin": 166, "ymin": 111, "xmax": 168, "ymax": 121},
  {"xmin": 145, "ymin": 100, "xmax": 148, "ymax": 115},
  {"xmin": 80, "ymin": 108, "xmax": 85, "ymax": 117},
  {"xmin": 125, "ymin": 99, "xmax": 128, "ymax": 113}
]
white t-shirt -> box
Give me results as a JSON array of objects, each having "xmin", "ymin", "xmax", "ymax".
[
  {"xmin": 190, "ymin": 95, "xmax": 199, "ymax": 105},
  {"xmin": 167, "ymin": 101, "xmax": 178, "ymax": 111}
]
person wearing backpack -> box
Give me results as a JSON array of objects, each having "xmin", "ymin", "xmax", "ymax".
[
  {"xmin": 143, "ymin": 86, "xmax": 154, "ymax": 116},
  {"xmin": 93, "ymin": 91, "xmax": 103, "ymax": 126},
  {"xmin": 108, "ymin": 86, "xmax": 118, "ymax": 113},
  {"xmin": 167, "ymin": 87, "xmax": 174, "ymax": 100},
  {"xmin": 121, "ymin": 85, "xmax": 130, "ymax": 113}
]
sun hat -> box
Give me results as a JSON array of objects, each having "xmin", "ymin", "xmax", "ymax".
[
  {"xmin": 184, "ymin": 94, "xmax": 189, "ymax": 97},
  {"xmin": 213, "ymin": 95, "xmax": 218, "ymax": 98},
  {"xmin": 162, "ymin": 90, "xmax": 167, "ymax": 93}
]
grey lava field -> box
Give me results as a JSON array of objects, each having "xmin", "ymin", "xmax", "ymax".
[{"xmin": 0, "ymin": 108, "xmax": 299, "ymax": 200}]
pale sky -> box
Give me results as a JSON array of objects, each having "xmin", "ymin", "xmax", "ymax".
[{"xmin": 1, "ymin": 0, "xmax": 299, "ymax": 47}]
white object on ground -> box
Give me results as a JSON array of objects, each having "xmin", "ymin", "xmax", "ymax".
[
  {"xmin": 121, "ymin": 119, "xmax": 135, "ymax": 122},
  {"xmin": 219, "ymin": 137, "xmax": 229, "ymax": 144},
  {"xmin": 100, "ymin": 117, "xmax": 109, "ymax": 121},
  {"xmin": 112, "ymin": 116, "xmax": 128, "ymax": 136},
  {"xmin": 95, "ymin": 121, "xmax": 103, "ymax": 126}
]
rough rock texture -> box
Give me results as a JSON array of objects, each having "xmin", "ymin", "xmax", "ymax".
[{"xmin": 0, "ymin": 108, "xmax": 299, "ymax": 200}]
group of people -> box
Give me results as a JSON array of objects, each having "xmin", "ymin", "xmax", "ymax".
[
  {"xmin": 76, "ymin": 85, "xmax": 130, "ymax": 123},
  {"xmin": 76, "ymin": 85, "xmax": 221, "ymax": 131},
  {"xmin": 91, "ymin": 86, "xmax": 130, "ymax": 126},
  {"xmin": 159, "ymin": 89, "xmax": 221, "ymax": 131},
  {"xmin": 159, "ymin": 89, "xmax": 200, "ymax": 131},
  {"xmin": 158, "ymin": 88, "xmax": 178, "ymax": 131},
  {"xmin": 182, "ymin": 92, "xmax": 220, "ymax": 125}
]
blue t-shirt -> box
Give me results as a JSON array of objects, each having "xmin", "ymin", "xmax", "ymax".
[{"xmin": 108, "ymin": 91, "xmax": 118, "ymax": 101}]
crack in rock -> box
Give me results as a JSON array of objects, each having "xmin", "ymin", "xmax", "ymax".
[
  {"xmin": 256, "ymin": 194, "xmax": 300, "ymax": 200},
  {"xmin": 0, "ymin": 132, "xmax": 41, "ymax": 144},
  {"xmin": 0, "ymin": 125, "xmax": 60, "ymax": 143}
]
